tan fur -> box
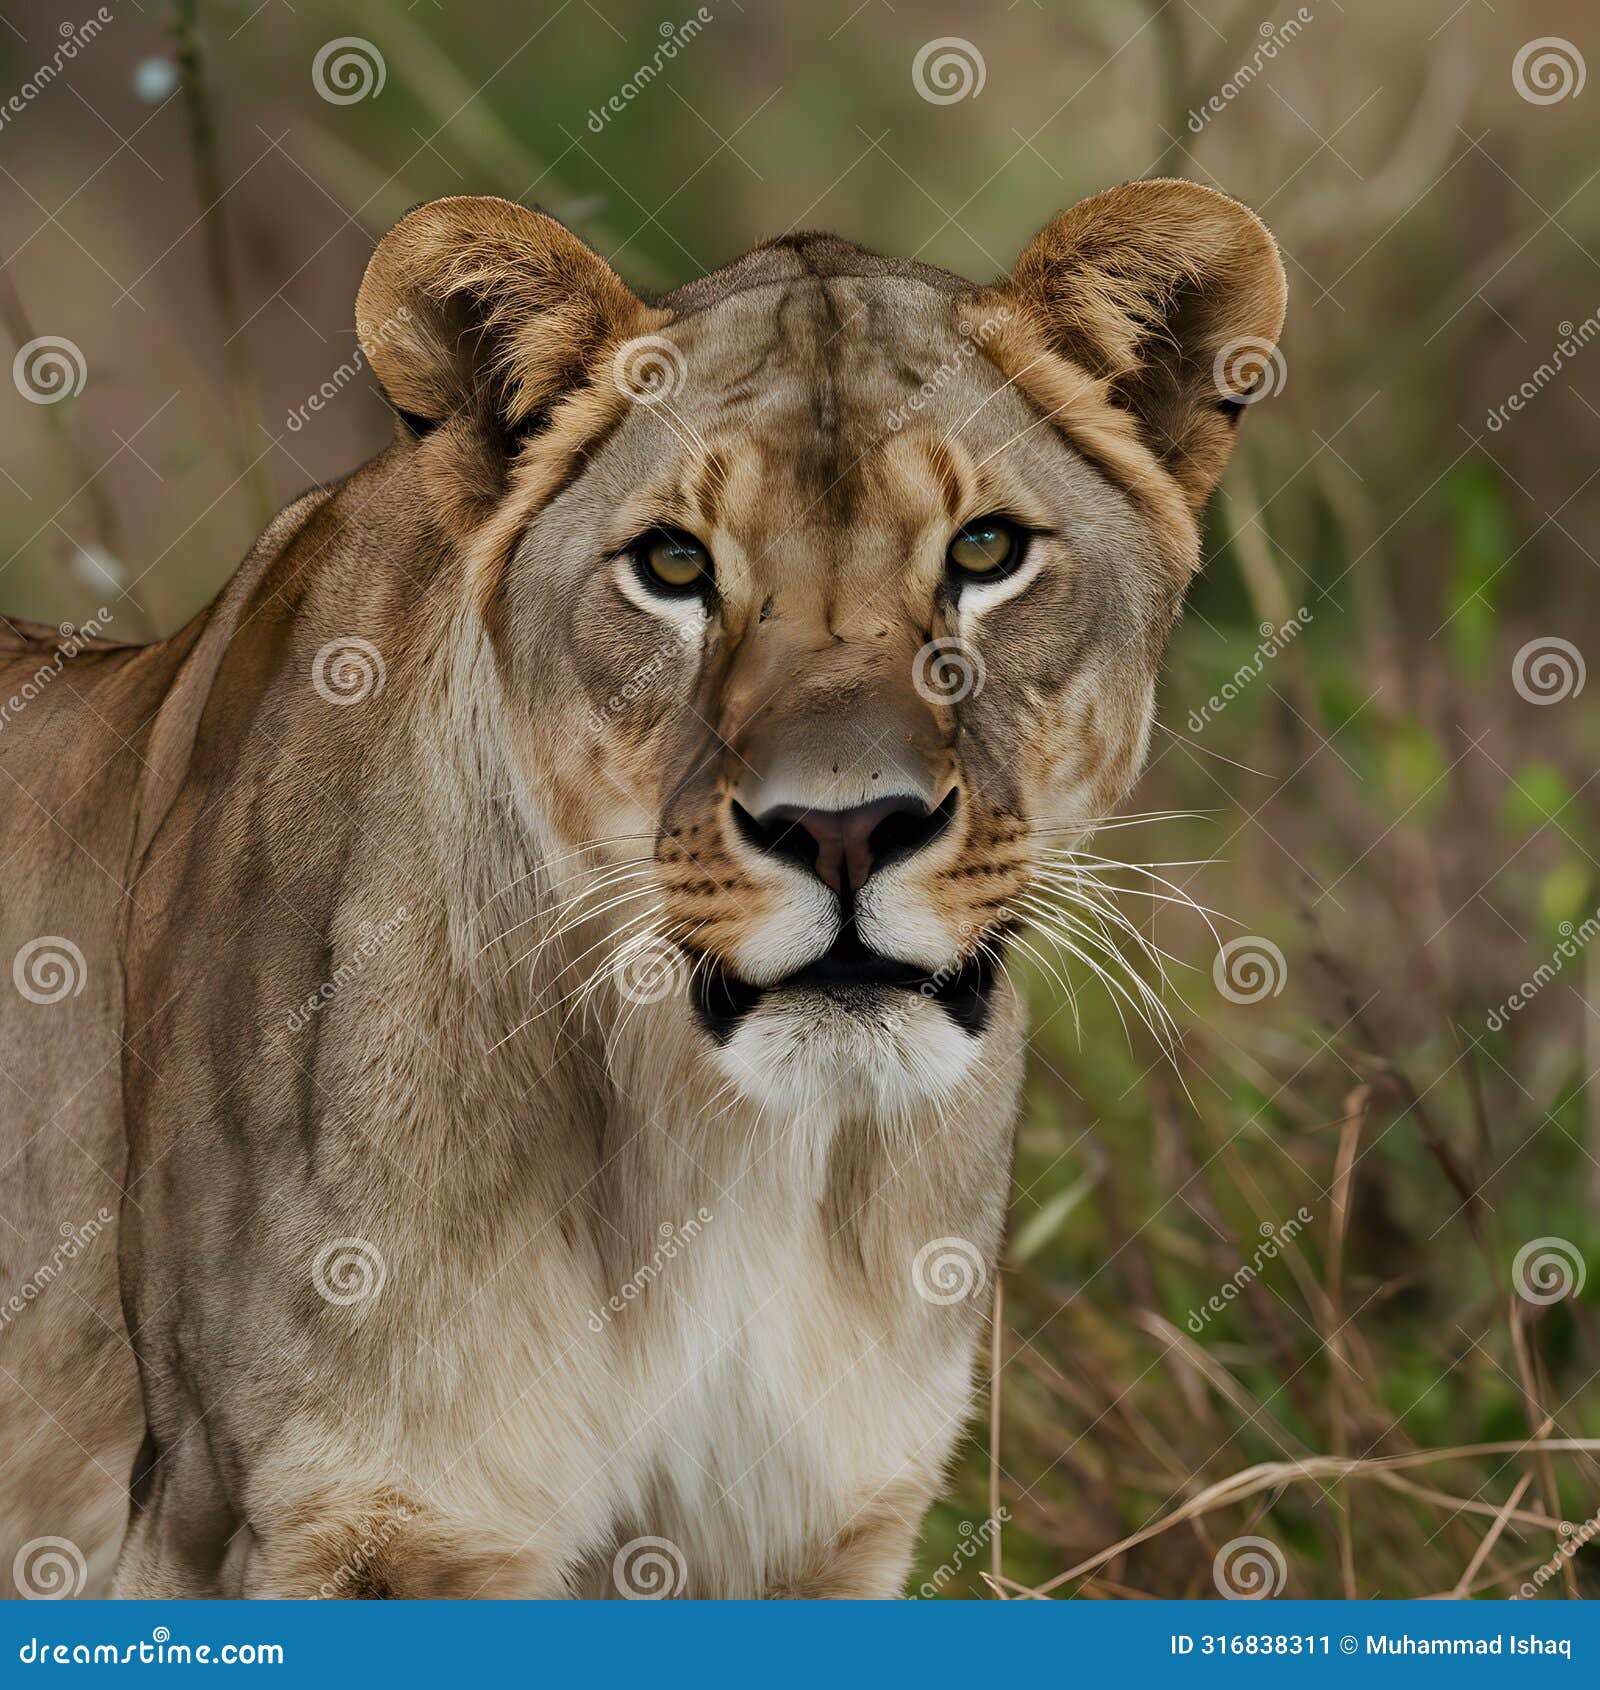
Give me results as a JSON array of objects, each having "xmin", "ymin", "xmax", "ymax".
[{"xmin": 0, "ymin": 184, "xmax": 1282, "ymax": 1599}]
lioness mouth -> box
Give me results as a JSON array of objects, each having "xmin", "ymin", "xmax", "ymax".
[{"xmin": 690, "ymin": 926, "xmax": 1001, "ymax": 1044}]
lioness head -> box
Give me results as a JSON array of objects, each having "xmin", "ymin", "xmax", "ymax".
[{"xmin": 355, "ymin": 184, "xmax": 1284, "ymax": 1114}]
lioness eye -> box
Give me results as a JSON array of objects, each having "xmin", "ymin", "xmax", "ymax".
[
  {"xmin": 636, "ymin": 529, "xmax": 713, "ymax": 595},
  {"xmin": 947, "ymin": 517, "xmax": 1023, "ymax": 580}
]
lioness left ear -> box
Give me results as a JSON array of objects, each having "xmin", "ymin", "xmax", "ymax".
[
  {"xmin": 355, "ymin": 195, "xmax": 664, "ymax": 440},
  {"xmin": 1004, "ymin": 178, "xmax": 1286, "ymax": 508}
]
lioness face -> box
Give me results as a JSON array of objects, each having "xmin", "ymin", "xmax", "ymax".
[{"xmin": 358, "ymin": 189, "xmax": 1284, "ymax": 1112}]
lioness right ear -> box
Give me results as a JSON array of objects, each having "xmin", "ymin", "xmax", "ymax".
[{"xmin": 355, "ymin": 196, "xmax": 664, "ymax": 439}]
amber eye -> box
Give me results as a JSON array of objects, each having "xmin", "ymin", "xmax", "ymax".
[
  {"xmin": 947, "ymin": 517, "xmax": 1024, "ymax": 581},
  {"xmin": 635, "ymin": 529, "xmax": 713, "ymax": 596}
]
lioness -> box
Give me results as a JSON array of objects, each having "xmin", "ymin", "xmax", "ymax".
[{"xmin": 0, "ymin": 181, "xmax": 1283, "ymax": 1599}]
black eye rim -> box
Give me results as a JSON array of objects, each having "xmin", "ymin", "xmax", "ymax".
[
  {"xmin": 944, "ymin": 514, "xmax": 1034, "ymax": 588},
  {"xmin": 625, "ymin": 526, "xmax": 716, "ymax": 599}
]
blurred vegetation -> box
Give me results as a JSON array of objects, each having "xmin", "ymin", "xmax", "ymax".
[{"xmin": 3, "ymin": 0, "xmax": 1598, "ymax": 1598}]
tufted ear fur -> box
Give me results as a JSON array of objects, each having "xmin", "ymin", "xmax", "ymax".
[
  {"xmin": 1004, "ymin": 178, "xmax": 1287, "ymax": 508},
  {"xmin": 355, "ymin": 195, "xmax": 664, "ymax": 441}
]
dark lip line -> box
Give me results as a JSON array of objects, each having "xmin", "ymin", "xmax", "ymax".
[{"xmin": 689, "ymin": 926, "xmax": 1005, "ymax": 1046}]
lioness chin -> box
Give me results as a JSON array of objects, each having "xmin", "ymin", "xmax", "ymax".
[{"xmin": 0, "ymin": 180, "xmax": 1282, "ymax": 1599}]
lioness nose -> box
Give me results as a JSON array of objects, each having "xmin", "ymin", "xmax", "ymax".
[{"xmin": 733, "ymin": 792, "xmax": 956, "ymax": 895}]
